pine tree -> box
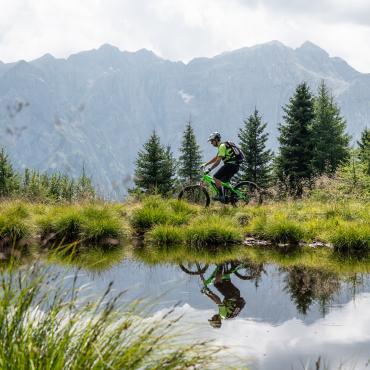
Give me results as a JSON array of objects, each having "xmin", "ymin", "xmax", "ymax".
[
  {"xmin": 178, "ymin": 121, "xmax": 202, "ymax": 182},
  {"xmin": 76, "ymin": 164, "xmax": 95, "ymax": 199},
  {"xmin": 357, "ymin": 127, "xmax": 370, "ymax": 175},
  {"xmin": 134, "ymin": 131, "xmax": 176, "ymax": 195},
  {"xmin": 276, "ymin": 82, "xmax": 315, "ymax": 197},
  {"xmin": 237, "ymin": 109, "xmax": 273, "ymax": 189},
  {"xmin": 311, "ymin": 81, "xmax": 350, "ymax": 176},
  {"xmin": 0, "ymin": 147, "xmax": 20, "ymax": 197},
  {"xmin": 162, "ymin": 146, "xmax": 177, "ymax": 193}
]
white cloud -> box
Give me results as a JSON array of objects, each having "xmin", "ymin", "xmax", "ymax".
[
  {"xmin": 154, "ymin": 293, "xmax": 370, "ymax": 369},
  {"xmin": 0, "ymin": 0, "xmax": 369, "ymax": 72}
]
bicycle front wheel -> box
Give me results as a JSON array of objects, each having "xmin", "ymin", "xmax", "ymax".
[
  {"xmin": 178, "ymin": 185, "xmax": 210, "ymax": 207},
  {"xmin": 232, "ymin": 181, "xmax": 263, "ymax": 206}
]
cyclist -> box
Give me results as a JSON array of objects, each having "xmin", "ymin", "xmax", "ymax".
[
  {"xmin": 202, "ymin": 132, "xmax": 241, "ymax": 202},
  {"xmin": 202, "ymin": 264, "xmax": 246, "ymax": 328}
]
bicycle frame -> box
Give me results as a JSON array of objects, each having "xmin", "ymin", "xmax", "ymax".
[
  {"xmin": 201, "ymin": 264, "xmax": 242, "ymax": 287},
  {"xmin": 200, "ymin": 173, "xmax": 247, "ymax": 201}
]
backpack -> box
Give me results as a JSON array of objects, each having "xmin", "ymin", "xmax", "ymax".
[{"xmin": 224, "ymin": 141, "xmax": 245, "ymax": 163}]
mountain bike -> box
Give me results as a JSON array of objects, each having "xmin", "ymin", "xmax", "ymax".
[
  {"xmin": 179, "ymin": 261, "xmax": 265, "ymax": 284},
  {"xmin": 178, "ymin": 170, "xmax": 262, "ymax": 207}
]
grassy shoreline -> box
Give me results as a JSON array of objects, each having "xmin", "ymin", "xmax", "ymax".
[{"xmin": 0, "ymin": 196, "xmax": 369, "ymax": 256}]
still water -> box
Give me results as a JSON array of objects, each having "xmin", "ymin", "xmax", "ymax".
[{"xmin": 57, "ymin": 258, "xmax": 370, "ymax": 370}]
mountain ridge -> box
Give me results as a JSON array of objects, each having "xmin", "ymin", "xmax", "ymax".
[{"xmin": 0, "ymin": 40, "xmax": 368, "ymax": 198}]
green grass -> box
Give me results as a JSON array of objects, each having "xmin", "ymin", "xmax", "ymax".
[
  {"xmin": 185, "ymin": 215, "xmax": 243, "ymax": 249},
  {"xmin": 145, "ymin": 214, "xmax": 243, "ymax": 250},
  {"xmin": 0, "ymin": 263, "xmax": 217, "ymax": 370},
  {"xmin": 329, "ymin": 223, "xmax": 370, "ymax": 253},
  {"xmin": 146, "ymin": 224, "xmax": 185, "ymax": 247},
  {"xmin": 36, "ymin": 204, "xmax": 126, "ymax": 248},
  {"xmin": 247, "ymin": 213, "xmax": 305, "ymax": 244},
  {"xmin": 0, "ymin": 197, "xmax": 369, "ymax": 257},
  {"xmin": 0, "ymin": 202, "xmax": 31, "ymax": 244},
  {"xmin": 130, "ymin": 197, "xmax": 197, "ymax": 232}
]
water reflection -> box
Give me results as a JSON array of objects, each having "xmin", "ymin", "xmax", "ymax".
[
  {"xmin": 283, "ymin": 266, "xmax": 341, "ymax": 316},
  {"xmin": 3, "ymin": 244, "xmax": 370, "ymax": 369},
  {"xmin": 179, "ymin": 261, "xmax": 264, "ymax": 327}
]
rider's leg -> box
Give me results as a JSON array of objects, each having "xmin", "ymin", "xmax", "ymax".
[
  {"xmin": 214, "ymin": 178, "xmax": 223, "ymax": 196},
  {"xmin": 213, "ymin": 164, "xmax": 239, "ymax": 201},
  {"xmin": 213, "ymin": 166, "xmax": 228, "ymax": 200}
]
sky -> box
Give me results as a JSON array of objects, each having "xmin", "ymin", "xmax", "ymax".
[{"xmin": 1, "ymin": 0, "xmax": 370, "ymax": 72}]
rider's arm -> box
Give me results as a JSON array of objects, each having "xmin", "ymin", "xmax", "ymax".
[
  {"xmin": 209, "ymin": 157, "xmax": 222, "ymax": 171},
  {"xmin": 205, "ymin": 155, "xmax": 218, "ymax": 167}
]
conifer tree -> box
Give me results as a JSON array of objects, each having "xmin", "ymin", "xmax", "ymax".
[
  {"xmin": 0, "ymin": 147, "xmax": 19, "ymax": 197},
  {"xmin": 276, "ymin": 82, "xmax": 315, "ymax": 197},
  {"xmin": 357, "ymin": 127, "xmax": 370, "ymax": 175},
  {"xmin": 237, "ymin": 109, "xmax": 273, "ymax": 189},
  {"xmin": 311, "ymin": 81, "xmax": 350, "ymax": 176},
  {"xmin": 76, "ymin": 164, "xmax": 95, "ymax": 199},
  {"xmin": 178, "ymin": 121, "xmax": 202, "ymax": 182},
  {"xmin": 134, "ymin": 131, "xmax": 176, "ymax": 195},
  {"xmin": 162, "ymin": 146, "xmax": 177, "ymax": 193}
]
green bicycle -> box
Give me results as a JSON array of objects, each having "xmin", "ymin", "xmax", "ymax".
[{"xmin": 178, "ymin": 170, "xmax": 262, "ymax": 207}]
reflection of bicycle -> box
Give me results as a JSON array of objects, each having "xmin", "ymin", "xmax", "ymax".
[
  {"xmin": 178, "ymin": 170, "xmax": 262, "ymax": 207},
  {"xmin": 179, "ymin": 261, "xmax": 265, "ymax": 284}
]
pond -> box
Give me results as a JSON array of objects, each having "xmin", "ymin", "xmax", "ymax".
[{"xmin": 46, "ymin": 250, "xmax": 370, "ymax": 370}]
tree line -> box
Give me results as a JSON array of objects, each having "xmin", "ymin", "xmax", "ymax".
[
  {"xmin": 134, "ymin": 81, "xmax": 370, "ymax": 197},
  {"xmin": 0, "ymin": 150, "xmax": 95, "ymax": 201}
]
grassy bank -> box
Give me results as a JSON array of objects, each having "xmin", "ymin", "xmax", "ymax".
[
  {"xmin": 0, "ymin": 200, "xmax": 129, "ymax": 251},
  {"xmin": 0, "ymin": 263, "xmax": 217, "ymax": 369},
  {"xmin": 132, "ymin": 196, "xmax": 369, "ymax": 253},
  {"xmin": 0, "ymin": 196, "xmax": 369, "ymax": 256}
]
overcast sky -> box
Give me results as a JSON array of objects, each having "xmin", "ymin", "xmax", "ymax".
[{"xmin": 1, "ymin": 0, "xmax": 370, "ymax": 72}]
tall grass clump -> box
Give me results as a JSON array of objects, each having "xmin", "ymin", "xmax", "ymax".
[
  {"xmin": 80, "ymin": 206, "xmax": 123, "ymax": 243},
  {"xmin": 0, "ymin": 202, "xmax": 31, "ymax": 244},
  {"xmin": 247, "ymin": 213, "xmax": 305, "ymax": 244},
  {"xmin": 130, "ymin": 197, "xmax": 196, "ymax": 232},
  {"xmin": 0, "ymin": 263, "xmax": 216, "ymax": 370},
  {"xmin": 185, "ymin": 215, "xmax": 243, "ymax": 249},
  {"xmin": 330, "ymin": 223, "xmax": 370, "ymax": 253},
  {"xmin": 37, "ymin": 204, "xmax": 125, "ymax": 247},
  {"xmin": 146, "ymin": 224, "xmax": 185, "ymax": 247}
]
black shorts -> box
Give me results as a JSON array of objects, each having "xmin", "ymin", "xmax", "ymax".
[{"xmin": 214, "ymin": 163, "xmax": 239, "ymax": 183}]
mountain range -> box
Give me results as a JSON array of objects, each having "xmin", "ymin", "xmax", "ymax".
[{"xmin": 0, "ymin": 40, "xmax": 369, "ymax": 198}]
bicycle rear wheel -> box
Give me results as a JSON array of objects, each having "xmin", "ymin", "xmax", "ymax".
[
  {"xmin": 179, "ymin": 263, "xmax": 209, "ymax": 275},
  {"xmin": 178, "ymin": 185, "xmax": 210, "ymax": 207},
  {"xmin": 234, "ymin": 263, "xmax": 264, "ymax": 280},
  {"xmin": 231, "ymin": 181, "xmax": 263, "ymax": 206}
]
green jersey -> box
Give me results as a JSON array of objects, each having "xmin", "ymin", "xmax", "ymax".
[{"xmin": 217, "ymin": 143, "xmax": 237, "ymax": 164}]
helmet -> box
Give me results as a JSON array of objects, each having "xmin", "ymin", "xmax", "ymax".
[{"xmin": 208, "ymin": 132, "xmax": 221, "ymax": 142}]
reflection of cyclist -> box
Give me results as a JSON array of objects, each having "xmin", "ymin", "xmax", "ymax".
[
  {"xmin": 202, "ymin": 264, "xmax": 246, "ymax": 328},
  {"xmin": 202, "ymin": 132, "xmax": 242, "ymax": 202}
]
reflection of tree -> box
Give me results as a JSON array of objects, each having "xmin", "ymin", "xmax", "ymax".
[{"xmin": 283, "ymin": 267, "xmax": 340, "ymax": 315}]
